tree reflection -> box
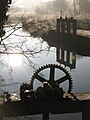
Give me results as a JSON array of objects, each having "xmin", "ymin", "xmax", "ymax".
[{"xmin": 0, "ymin": 1, "xmax": 51, "ymax": 94}]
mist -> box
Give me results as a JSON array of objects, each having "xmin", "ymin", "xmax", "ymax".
[{"xmin": 12, "ymin": 0, "xmax": 54, "ymax": 8}]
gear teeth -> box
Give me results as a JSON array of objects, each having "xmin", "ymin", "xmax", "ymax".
[
  {"xmin": 41, "ymin": 66, "xmax": 44, "ymax": 69},
  {"xmin": 30, "ymin": 64, "xmax": 73, "ymax": 93},
  {"xmin": 70, "ymin": 85, "xmax": 73, "ymax": 88},
  {"xmin": 46, "ymin": 64, "xmax": 49, "ymax": 67},
  {"xmin": 38, "ymin": 68, "xmax": 41, "ymax": 71},
  {"xmin": 68, "ymin": 87, "xmax": 73, "ymax": 93},
  {"xmin": 66, "ymin": 71, "xmax": 70, "ymax": 75},
  {"xmin": 71, "ymin": 81, "xmax": 73, "ymax": 84},
  {"xmin": 69, "ymin": 76, "xmax": 72, "ymax": 79},
  {"xmin": 36, "ymin": 71, "xmax": 39, "ymax": 74}
]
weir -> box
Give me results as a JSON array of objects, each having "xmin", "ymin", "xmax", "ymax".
[{"xmin": 57, "ymin": 17, "xmax": 77, "ymax": 35}]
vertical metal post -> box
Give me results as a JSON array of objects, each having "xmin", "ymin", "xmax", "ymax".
[
  {"xmin": 57, "ymin": 19, "xmax": 60, "ymax": 33},
  {"xmin": 61, "ymin": 49, "xmax": 64, "ymax": 61},
  {"xmin": 61, "ymin": 20, "xmax": 65, "ymax": 33},
  {"xmin": 56, "ymin": 48, "xmax": 60, "ymax": 62},
  {"xmin": 67, "ymin": 51, "xmax": 70, "ymax": 63},
  {"xmin": 73, "ymin": 20, "xmax": 77, "ymax": 35},
  {"xmin": 72, "ymin": 52, "xmax": 76, "ymax": 69},
  {"xmin": 67, "ymin": 20, "xmax": 70, "ymax": 34}
]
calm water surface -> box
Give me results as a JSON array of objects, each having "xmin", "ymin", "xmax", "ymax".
[
  {"xmin": 1, "ymin": 27, "xmax": 90, "ymax": 93},
  {"xmin": 1, "ymin": 28, "xmax": 90, "ymax": 120}
]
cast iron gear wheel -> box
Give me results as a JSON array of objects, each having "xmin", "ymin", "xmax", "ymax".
[{"xmin": 30, "ymin": 64, "xmax": 73, "ymax": 93}]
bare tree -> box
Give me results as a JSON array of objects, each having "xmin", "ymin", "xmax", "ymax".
[
  {"xmin": 72, "ymin": 0, "xmax": 80, "ymax": 15},
  {"xmin": 0, "ymin": 0, "xmax": 51, "ymax": 92},
  {"xmin": 53, "ymin": 0, "xmax": 67, "ymax": 11},
  {"xmin": 72, "ymin": 0, "xmax": 90, "ymax": 15},
  {"xmin": 79, "ymin": 0, "xmax": 90, "ymax": 13}
]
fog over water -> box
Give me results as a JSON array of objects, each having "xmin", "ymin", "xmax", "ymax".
[{"xmin": 12, "ymin": 0, "xmax": 54, "ymax": 8}]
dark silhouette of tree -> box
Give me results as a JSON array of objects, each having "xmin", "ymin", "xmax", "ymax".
[
  {"xmin": 0, "ymin": 0, "xmax": 50, "ymax": 71},
  {"xmin": 0, "ymin": 0, "xmax": 12, "ymax": 42}
]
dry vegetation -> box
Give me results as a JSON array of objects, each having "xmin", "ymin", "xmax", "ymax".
[
  {"xmin": 8, "ymin": 9, "xmax": 90, "ymax": 39},
  {"xmin": 21, "ymin": 13, "xmax": 58, "ymax": 38}
]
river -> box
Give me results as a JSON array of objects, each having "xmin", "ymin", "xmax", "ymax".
[{"xmin": 1, "ymin": 27, "xmax": 90, "ymax": 119}]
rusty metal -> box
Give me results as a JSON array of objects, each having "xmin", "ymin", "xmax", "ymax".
[{"xmin": 2, "ymin": 64, "xmax": 90, "ymax": 120}]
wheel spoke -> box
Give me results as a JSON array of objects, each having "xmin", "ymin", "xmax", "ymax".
[
  {"xmin": 49, "ymin": 65, "xmax": 55, "ymax": 82},
  {"xmin": 35, "ymin": 74, "xmax": 47, "ymax": 83},
  {"xmin": 56, "ymin": 75, "xmax": 69, "ymax": 84},
  {"xmin": 31, "ymin": 64, "xmax": 73, "ymax": 93}
]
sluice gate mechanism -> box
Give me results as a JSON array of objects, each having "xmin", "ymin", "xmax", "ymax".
[{"xmin": 1, "ymin": 64, "xmax": 90, "ymax": 120}]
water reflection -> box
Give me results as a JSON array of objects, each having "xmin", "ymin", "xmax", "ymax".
[
  {"xmin": 0, "ymin": 27, "xmax": 90, "ymax": 94},
  {"xmin": 1, "ymin": 27, "xmax": 89, "ymax": 120},
  {"xmin": 47, "ymin": 36, "xmax": 90, "ymax": 69},
  {"xmin": 46, "ymin": 36, "xmax": 90, "ymax": 93},
  {"xmin": 56, "ymin": 48, "xmax": 76, "ymax": 69}
]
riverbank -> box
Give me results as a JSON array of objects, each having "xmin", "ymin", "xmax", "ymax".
[{"xmin": 77, "ymin": 30, "xmax": 90, "ymax": 38}]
